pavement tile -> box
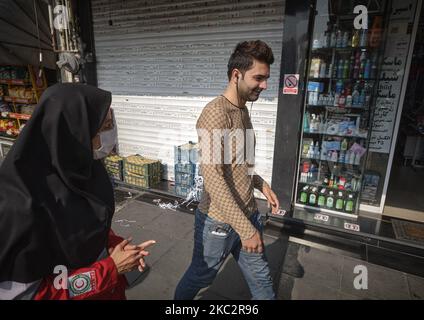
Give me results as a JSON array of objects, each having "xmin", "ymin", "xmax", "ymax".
[
  {"xmin": 340, "ymin": 256, "xmax": 410, "ymax": 300},
  {"xmin": 113, "ymin": 200, "xmax": 163, "ymax": 227},
  {"xmin": 294, "ymin": 246, "xmax": 344, "ymax": 290},
  {"xmin": 278, "ymin": 273, "xmax": 340, "ymax": 300},
  {"xmin": 406, "ymin": 274, "xmax": 424, "ymax": 300},
  {"xmin": 144, "ymin": 209, "xmax": 195, "ymax": 240}
]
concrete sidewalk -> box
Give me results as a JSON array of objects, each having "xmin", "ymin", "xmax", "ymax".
[{"xmin": 112, "ymin": 188, "xmax": 424, "ymax": 300}]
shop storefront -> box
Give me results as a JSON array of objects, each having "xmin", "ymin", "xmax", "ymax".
[
  {"xmin": 0, "ymin": 0, "xmax": 92, "ymax": 160},
  {"xmin": 88, "ymin": 0, "xmax": 285, "ymax": 199},
  {"xmin": 271, "ymin": 0, "xmax": 424, "ymax": 246}
]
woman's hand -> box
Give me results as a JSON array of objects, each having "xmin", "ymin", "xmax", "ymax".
[{"xmin": 109, "ymin": 239, "xmax": 145, "ymax": 274}]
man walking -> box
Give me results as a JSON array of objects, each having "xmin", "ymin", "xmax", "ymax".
[{"xmin": 174, "ymin": 40, "xmax": 280, "ymax": 300}]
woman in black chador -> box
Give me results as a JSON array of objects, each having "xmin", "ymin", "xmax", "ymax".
[{"xmin": 0, "ymin": 83, "xmax": 154, "ymax": 300}]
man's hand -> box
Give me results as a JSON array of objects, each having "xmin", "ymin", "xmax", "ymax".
[
  {"xmin": 262, "ymin": 184, "xmax": 280, "ymax": 214},
  {"xmin": 241, "ymin": 230, "xmax": 263, "ymax": 254}
]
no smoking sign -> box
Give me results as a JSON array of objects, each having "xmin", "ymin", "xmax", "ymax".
[{"xmin": 283, "ymin": 74, "xmax": 299, "ymax": 95}]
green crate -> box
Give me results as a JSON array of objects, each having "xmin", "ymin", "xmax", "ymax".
[
  {"xmin": 104, "ymin": 155, "xmax": 124, "ymax": 181},
  {"xmin": 124, "ymin": 172, "xmax": 160, "ymax": 188},
  {"xmin": 124, "ymin": 155, "xmax": 161, "ymax": 177}
]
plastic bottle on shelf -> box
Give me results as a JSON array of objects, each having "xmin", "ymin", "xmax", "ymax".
[
  {"xmin": 337, "ymin": 59, "xmax": 344, "ymax": 78},
  {"xmin": 307, "ymin": 140, "xmax": 314, "ymax": 158},
  {"xmin": 364, "ymin": 59, "xmax": 371, "ymax": 79},
  {"xmin": 320, "ymin": 140, "xmax": 327, "ymax": 160},
  {"xmin": 351, "ymin": 30, "xmax": 360, "ymax": 48},
  {"xmin": 330, "ymin": 27, "xmax": 337, "ymax": 48},
  {"xmin": 359, "ymin": 52, "xmax": 367, "ymax": 79},
  {"xmin": 303, "ymin": 111, "xmax": 310, "ymax": 132},
  {"xmin": 335, "ymin": 191, "xmax": 345, "ymax": 210},
  {"xmin": 326, "ymin": 191, "xmax": 335, "ymax": 209},
  {"xmin": 345, "ymin": 194, "xmax": 355, "ymax": 212},
  {"xmin": 359, "ymin": 88, "xmax": 366, "ymax": 106},
  {"xmin": 314, "ymin": 141, "xmax": 320, "ymax": 158},
  {"xmin": 349, "ymin": 151, "xmax": 355, "ymax": 164},
  {"xmin": 346, "ymin": 91, "xmax": 353, "ymax": 107},
  {"xmin": 354, "ymin": 152, "xmax": 361, "ymax": 165},
  {"xmin": 353, "ymin": 51, "xmax": 360, "ymax": 79},
  {"xmin": 319, "ymin": 61, "xmax": 327, "ymax": 78},
  {"xmin": 308, "ymin": 187, "xmax": 318, "ymax": 206},
  {"xmin": 339, "ymin": 150, "xmax": 346, "ymax": 163},
  {"xmin": 359, "ymin": 28, "xmax": 368, "ymax": 47},
  {"xmin": 341, "ymin": 138, "xmax": 348, "ymax": 151},
  {"xmin": 299, "ymin": 186, "xmax": 309, "ymax": 203},
  {"xmin": 342, "ymin": 31, "xmax": 349, "ymax": 47},
  {"xmin": 352, "ymin": 83, "xmax": 360, "ymax": 106},
  {"xmin": 308, "ymin": 91, "xmax": 315, "ymax": 105},
  {"xmin": 331, "ymin": 150, "xmax": 338, "ymax": 162},
  {"xmin": 318, "ymin": 188, "xmax": 326, "ymax": 207},
  {"xmin": 343, "ymin": 60, "xmax": 350, "ymax": 79},
  {"xmin": 336, "ymin": 29, "xmax": 343, "ymax": 48},
  {"xmin": 338, "ymin": 90, "xmax": 346, "ymax": 107}
]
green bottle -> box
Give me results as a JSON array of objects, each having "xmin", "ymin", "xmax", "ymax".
[
  {"xmin": 318, "ymin": 188, "xmax": 326, "ymax": 206},
  {"xmin": 326, "ymin": 191, "xmax": 335, "ymax": 208},
  {"xmin": 336, "ymin": 191, "xmax": 344, "ymax": 210},
  {"xmin": 308, "ymin": 187, "xmax": 318, "ymax": 206},
  {"xmin": 345, "ymin": 194, "xmax": 355, "ymax": 212},
  {"xmin": 300, "ymin": 186, "xmax": 309, "ymax": 203}
]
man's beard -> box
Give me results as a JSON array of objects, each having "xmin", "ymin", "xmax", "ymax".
[{"xmin": 247, "ymin": 89, "xmax": 261, "ymax": 102}]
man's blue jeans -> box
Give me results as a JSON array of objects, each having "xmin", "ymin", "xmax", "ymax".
[{"xmin": 174, "ymin": 209, "xmax": 276, "ymax": 300}]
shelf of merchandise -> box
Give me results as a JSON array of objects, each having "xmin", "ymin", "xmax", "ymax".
[
  {"xmin": 300, "ymin": 155, "xmax": 362, "ymax": 167},
  {"xmin": 302, "ymin": 131, "xmax": 368, "ymax": 139},
  {"xmin": 295, "ymin": 9, "xmax": 387, "ymax": 219},
  {"xmin": 0, "ymin": 65, "xmax": 45, "ymax": 144}
]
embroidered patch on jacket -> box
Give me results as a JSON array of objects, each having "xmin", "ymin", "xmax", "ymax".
[{"xmin": 68, "ymin": 271, "xmax": 96, "ymax": 297}]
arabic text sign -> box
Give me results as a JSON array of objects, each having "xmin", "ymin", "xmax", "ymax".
[{"xmin": 369, "ymin": 1, "xmax": 416, "ymax": 153}]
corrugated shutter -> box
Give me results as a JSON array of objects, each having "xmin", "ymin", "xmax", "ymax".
[{"xmin": 91, "ymin": 0, "xmax": 284, "ymax": 191}]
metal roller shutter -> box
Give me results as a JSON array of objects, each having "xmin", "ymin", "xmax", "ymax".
[{"xmin": 91, "ymin": 0, "xmax": 285, "ymax": 190}]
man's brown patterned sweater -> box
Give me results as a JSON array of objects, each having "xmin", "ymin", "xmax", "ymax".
[{"xmin": 196, "ymin": 95, "xmax": 269, "ymax": 240}]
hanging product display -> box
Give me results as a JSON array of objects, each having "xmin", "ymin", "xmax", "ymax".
[{"xmin": 0, "ymin": 65, "xmax": 47, "ymax": 139}]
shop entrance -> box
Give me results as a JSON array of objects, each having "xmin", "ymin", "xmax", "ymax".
[{"xmin": 384, "ymin": 5, "xmax": 424, "ymax": 223}]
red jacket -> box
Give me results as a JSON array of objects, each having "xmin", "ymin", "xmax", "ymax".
[{"xmin": 33, "ymin": 230, "xmax": 128, "ymax": 300}]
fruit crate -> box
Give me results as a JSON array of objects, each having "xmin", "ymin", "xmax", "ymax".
[
  {"xmin": 124, "ymin": 171, "xmax": 161, "ymax": 188},
  {"xmin": 104, "ymin": 154, "xmax": 124, "ymax": 181},
  {"xmin": 124, "ymin": 155, "xmax": 161, "ymax": 177}
]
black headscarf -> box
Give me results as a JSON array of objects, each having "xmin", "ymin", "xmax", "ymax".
[{"xmin": 0, "ymin": 83, "xmax": 115, "ymax": 283}]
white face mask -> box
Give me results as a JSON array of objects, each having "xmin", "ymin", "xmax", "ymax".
[{"xmin": 93, "ymin": 112, "xmax": 118, "ymax": 160}]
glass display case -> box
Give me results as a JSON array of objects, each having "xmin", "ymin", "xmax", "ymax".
[{"xmin": 295, "ymin": 0, "xmax": 388, "ymax": 218}]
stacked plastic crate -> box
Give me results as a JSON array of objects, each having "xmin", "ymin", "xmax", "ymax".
[
  {"xmin": 123, "ymin": 155, "xmax": 161, "ymax": 188},
  {"xmin": 104, "ymin": 154, "xmax": 124, "ymax": 182},
  {"xmin": 174, "ymin": 141, "xmax": 203, "ymax": 201}
]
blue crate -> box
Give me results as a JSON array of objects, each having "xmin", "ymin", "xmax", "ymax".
[
  {"xmin": 175, "ymin": 163, "xmax": 194, "ymax": 175},
  {"xmin": 175, "ymin": 172, "xmax": 194, "ymax": 187},
  {"xmin": 175, "ymin": 185, "xmax": 203, "ymax": 201},
  {"xmin": 175, "ymin": 163, "xmax": 202, "ymax": 176},
  {"xmin": 174, "ymin": 141, "xmax": 199, "ymax": 164}
]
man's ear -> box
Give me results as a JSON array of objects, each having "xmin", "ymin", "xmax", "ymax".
[{"xmin": 233, "ymin": 69, "xmax": 241, "ymax": 83}]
